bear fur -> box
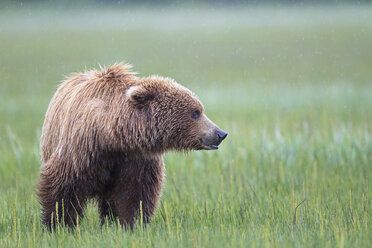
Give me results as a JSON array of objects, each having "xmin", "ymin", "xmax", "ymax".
[{"xmin": 38, "ymin": 63, "xmax": 227, "ymax": 230}]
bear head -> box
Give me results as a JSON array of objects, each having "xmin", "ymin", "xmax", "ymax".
[{"xmin": 125, "ymin": 76, "xmax": 227, "ymax": 153}]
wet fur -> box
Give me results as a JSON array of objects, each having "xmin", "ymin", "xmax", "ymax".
[{"xmin": 37, "ymin": 64, "xmax": 207, "ymax": 230}]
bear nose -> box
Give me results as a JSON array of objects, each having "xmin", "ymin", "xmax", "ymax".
[{"xmin": 217, "ymin": 129, "xmax": 228, "ymax": 142}]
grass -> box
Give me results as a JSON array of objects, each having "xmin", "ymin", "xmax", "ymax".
[{"xmin": 0, "ymin": 4, "xmax": 371, "ymax": 247}]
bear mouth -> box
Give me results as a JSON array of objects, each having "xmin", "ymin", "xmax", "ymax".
[
  {"xmin": 200, "ymin": 138, "xmax": 219, "ymax": 150},
  {"xmin": 204, "ymin": 144, "xmax": 219, "ymax": 150}
]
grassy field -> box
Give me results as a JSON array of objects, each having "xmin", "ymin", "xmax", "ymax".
[{"xmin": 0, "ymin": 4, "xmax": 371, "ymax": 247}]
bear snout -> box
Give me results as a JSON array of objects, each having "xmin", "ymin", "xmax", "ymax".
[{"xmin": 200, "ymin": 127, "xmax": 228, "ymax": 150}]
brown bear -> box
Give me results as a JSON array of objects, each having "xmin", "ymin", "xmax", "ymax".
[{"xmin": 38, "ymin": 63, "xmax": 227, "ymax": 230}]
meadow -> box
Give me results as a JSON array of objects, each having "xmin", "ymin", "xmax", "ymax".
[{"xmin": 0, "ymin": 4, "xmax": 371, "ymax": 247}]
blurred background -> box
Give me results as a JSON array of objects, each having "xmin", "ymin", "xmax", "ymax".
[{"xmin": 0, "ymin": 0, "xmax": 371, "ymax": 247}]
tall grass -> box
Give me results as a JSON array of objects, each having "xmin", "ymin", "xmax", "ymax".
[{"xmin": 0, "ymin": 5, "xmax": 371, "ymax": 247}]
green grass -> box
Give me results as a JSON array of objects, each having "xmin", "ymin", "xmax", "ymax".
[{"xmin": 0, "ymin": 4, "xmax": 371, "ymax": 247}]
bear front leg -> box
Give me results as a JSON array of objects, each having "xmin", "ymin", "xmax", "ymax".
[
  {"xmin": 114, "ymin": 189, "xmax": 158, "ymax": 230},
  {"xmin": 38, "ymin": 169, "xmax": 87, "ymax": 229},
  {"xmin": 98, "ymin": 198, "xmax": 118, "ymax": 225},
  {"xmin": 109, "ymin": 155, "xmax": 165, "ymax": 230}
]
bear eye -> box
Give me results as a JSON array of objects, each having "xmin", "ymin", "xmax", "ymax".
[{"xmin": 192, "ymin": 110, "xmax": 201, "ymax": 119}]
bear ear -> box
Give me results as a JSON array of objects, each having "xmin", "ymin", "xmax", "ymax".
[{"xmin": 126, "ymin": 84, "xmax": 155, "ymax": 108}]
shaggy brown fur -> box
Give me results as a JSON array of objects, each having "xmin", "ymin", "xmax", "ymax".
[{"xmin": 38, "ymin": 63, "xmax": 227, "ymax": 230}]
